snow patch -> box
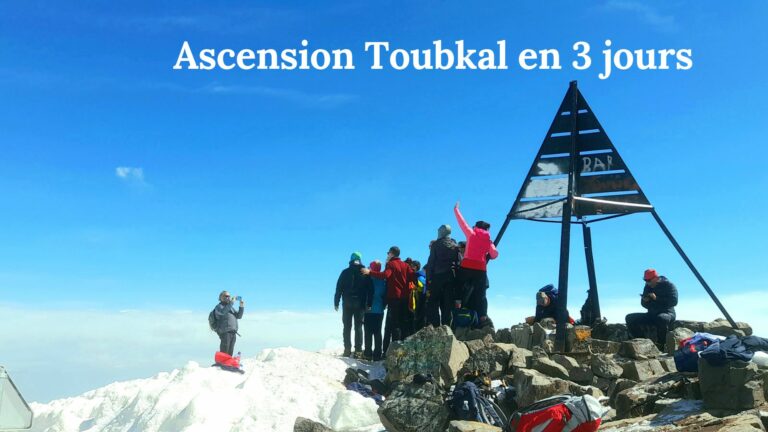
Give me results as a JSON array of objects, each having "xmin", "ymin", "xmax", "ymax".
[{"xmin": 29, "ymin": 347, "xmax": 384, "ymax": 432}]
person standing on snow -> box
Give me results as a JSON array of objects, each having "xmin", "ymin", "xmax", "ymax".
[
  {"xmin": 454, "ymin": 201, "xmax": 499, "ymax": 328},
  {"xmin": 335, "ymin": 252, "xmax": 372, "ymax": 358},
  {"xmin": 214, "ymin": 291, "xmax": 245, "ymax": 356}
]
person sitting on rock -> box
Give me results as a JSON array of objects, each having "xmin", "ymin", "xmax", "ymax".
[
  {"xmin": 526, "ymin": 284, "xmax": 573, "ymax": 326},
  {"xmin": 625, "ymin": 268, "xmax": 678, "ymax": 347}
]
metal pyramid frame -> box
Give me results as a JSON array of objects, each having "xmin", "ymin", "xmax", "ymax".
[{"xmin": 494, "ymin": 81, "xmax": 737, "ymax": 350}]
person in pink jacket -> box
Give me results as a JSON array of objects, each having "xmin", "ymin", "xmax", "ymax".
[{"xmin": 454, "ymin": 201, "xmax": 499, "ymax": 326}]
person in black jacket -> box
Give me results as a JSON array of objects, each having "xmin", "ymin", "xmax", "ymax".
[
  {"xmin": 625, "ymin": 268, "xmax": 678, "ymax": 346},
  {"xmin": 425, "ymin": 224, "xmax": 459, "ymax": 327},
  {"xmin": 213, "ymin": 291, "xmax": 245, "ymax": 356},
  {"xmin": 335, "ymin": 252, "xmax": 373, "ymax": 357}
]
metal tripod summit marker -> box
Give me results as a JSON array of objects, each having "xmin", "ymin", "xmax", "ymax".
[
  {"xmin": 495, "ymin": 81, "xmax": 737, "ymax": 351},
  {"xmin": 506, "ymin": 82, "xmax": 651, "ymax": 222}
]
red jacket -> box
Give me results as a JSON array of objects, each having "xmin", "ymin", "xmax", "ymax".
[
  {"xmin": 455, "ymin": 207, "xmax": 499, "ymax": 271},
  {"xmin": 369, "ymin": 257, "xmax": 415, "ymax": 301}
]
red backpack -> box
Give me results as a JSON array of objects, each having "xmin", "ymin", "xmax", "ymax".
[
  {"xmin": 508, "ymin": 395, "xmax": 603, "ymax": 432},
  {"xmin": 214, "ymin": 351, "xmax": 241, "ymax": 368}
]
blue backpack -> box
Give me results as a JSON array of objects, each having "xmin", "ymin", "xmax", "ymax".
[
  {"xmin": 674, "ymin": 333, "xmax": 720, "ymax": 372},
  {"xmin": 447, "ymin": 381, "xmax": 505, "ymax": 427},
  {"xmin": 452, "ymin": 308, "xmax": 479, "ymax": 329}
]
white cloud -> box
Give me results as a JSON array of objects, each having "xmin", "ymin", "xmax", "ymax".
[
  {"xmin": 115, "ymin": 166, "xmax": 150, "ymax": 190},
  {"xmin": 603, "ymin": 0, "xmax": 678, "ymax": 33},
  {"xmin": 3, "ymin": 290, "xmax": 765, "ymax": 403},
  {"xmin": 115, "ymin": 166, "xmax": 144, "ymax": 182}
]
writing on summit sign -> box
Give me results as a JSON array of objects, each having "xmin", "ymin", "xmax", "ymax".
[{"xmin": 173, "ymin": 39, "xmax": 693, "ymax": 79}]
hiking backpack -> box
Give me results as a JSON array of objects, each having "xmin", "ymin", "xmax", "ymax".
[
  {"xmin": 208, "ymin": 309, "xmax": 217, "ymax": 332},
  {"xmin": 447, "ymin": 381, "xmax": 506, "ymax": 428},
  {"xmin": 508, "ymin": 394, "xmax": 603, "ymax": 432},
  {"xmin": 673, "ymin": 333, "xmax": 721, "ymax": 372},
  {"xmin": 452, "ymin": 307, "xmax": 479, "ymax": 329}
]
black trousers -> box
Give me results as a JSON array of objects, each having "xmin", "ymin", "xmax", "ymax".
[
  {"xmin": 342, "ymin": 305, "xmax": 365, "ymax": 353},
  {"xmin": 460, "ymin": 267, "xmax": 489, "ymax": 319},
  {"xmin": 219, "ymin": 331, "xmax": 237, "ymax": 356},
  {"xmin": 427, "ymin": 272, "xmax": 456, "ymax": 327},
  {"xmin": 626, "ymin": 312, "xmax": 675, "ymax": 344},
  {"xmin": 364, "ymin": 313, "xmax": 384, "ymax": 360},
  {"xmin": 385, "ymin": 298, "xmax": 412, "ymax": 348}
]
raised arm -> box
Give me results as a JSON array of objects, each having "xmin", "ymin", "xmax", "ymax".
[{"xmin": 454, "ymin": 204, "xmax": 472, "ymax": 238}]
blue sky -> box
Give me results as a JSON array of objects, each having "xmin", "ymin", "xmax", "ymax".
[{"xmin": 1, "ymin": 1, "xmax": 767, "ymax": 402}]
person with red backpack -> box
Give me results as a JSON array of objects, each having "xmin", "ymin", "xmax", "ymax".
[{"xmin": 453, "ymin": 201, "xmax": 499, "ymax": 327}]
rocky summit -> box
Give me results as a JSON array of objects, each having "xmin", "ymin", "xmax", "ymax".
[{"xmin": 299, "ymin": 318, "xmax": 768, "ymax": 432}]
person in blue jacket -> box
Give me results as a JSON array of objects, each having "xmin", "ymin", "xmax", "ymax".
[
  {"xmin": 527, "ymin": 284, "xmax": 572, "ymax": 325},
  {"xmin": 364, "ymin": 260, "xmax": 387, "ymax": 361}
]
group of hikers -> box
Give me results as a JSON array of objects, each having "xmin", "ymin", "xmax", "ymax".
[
  {"xmin": 333, "ymin": 202, "xmax": 680, "ymax": 359},
  {"xmin": 334, "ymin": 202, "xmax": 498, "ymax": 360},
  {"xmin": 206, "ymin": 204, "xmax": 680, "ymax": 362}
]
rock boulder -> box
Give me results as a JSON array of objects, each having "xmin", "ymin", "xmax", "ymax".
[
  {"xmin": 620, "ymin": 338, "xmax": 661, "ymax": 360},
  {"xmin": 293, "ymin": 417, "xmax": 333, "ymax": 432},
  {"xmin": 592, "ymin": 354, "xmax": 624, "ymax": 379},
  {"xmin": 385, "ymin": 326, "xmax": 469, "ymax": 386},
  {"xmin": 699, "ymin": 359, "xmax": 765, "ymax": 411},
  {"xmin": 378, "ymin": 380, "xmax": 450, "ymax": 432}
]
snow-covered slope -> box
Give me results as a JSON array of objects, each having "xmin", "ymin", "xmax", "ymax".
[{"xmin": 29, "ymin": 348, "xmax": 384, "ymax": 432}]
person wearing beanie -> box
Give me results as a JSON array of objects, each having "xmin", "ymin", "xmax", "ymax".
[
  {"xmin": 334, "ymin": 251, "xmax": 372, "ymax": 357},
  {"xmin": 363, "ymin": 260, "xmax": 387, "ymax": 361},
  {"xmin": 625, "ymin": 268, "xmax": 678, "ymax": 347},
  {"xmin": 453, "ymin": 201, "xmax": 499, "ymax": 327},
  {"xmin": 437, "ymin": 224, "xmax": 451, "ymax": 239},
  {"xmin": 425, "ymin": 224, "xmax": 459, "ymax": 327},
  {"xmin": 525, "ymin": 284, "xmax": 574, "ymax": 325}
]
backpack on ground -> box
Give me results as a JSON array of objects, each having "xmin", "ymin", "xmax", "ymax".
[
  {"xmin": 674, "ymin": 332, "xmax": 721, "ymax": 372},
  {"xmin": 452, "ymin": 307, "xmax": 479, "ymax": 329},
  {"xmin": 208, "ymin": 309, "xmax": 218, "ymax": 332},
  {"xmin": 508, "ymin": 394, "xmax": 603, "ymax": 432},
  {"xmin": 213, "ymin": 351, "xmax": 244, "ymax": 374},
  {"xmin": 447, "ymin": 381, "xmax": 506, "ymax": 428}
]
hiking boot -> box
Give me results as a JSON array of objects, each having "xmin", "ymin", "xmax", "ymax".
[
  {"xmin": 342, "ymin": 350, "xmax": 352, "ymax": 357},
  {"xmin": 353, "ymin": 350, "xmax": 364, "ymax": 359}
]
